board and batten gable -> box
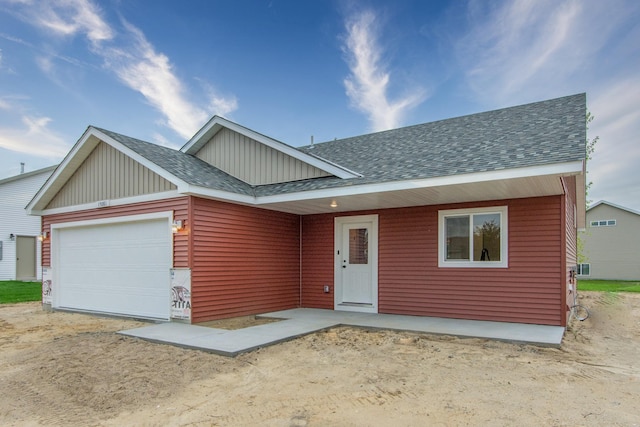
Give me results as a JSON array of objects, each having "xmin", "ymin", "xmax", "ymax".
[
  {"xmin": 194, "ymin": 127, "xmax": 331, "ymax": 185},
  {"xmin": 46, "ymin": 141, "xmax": 176, "ymax": 209},
  {"xmin": 301, "ymin": 196, "xmax": 568, "ymax": 326},
  {"xmin": 0, "ymin": 167, "xmax": 55, "ymax": 280}
]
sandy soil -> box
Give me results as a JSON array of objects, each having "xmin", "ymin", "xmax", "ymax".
[{"xmin": 1, "ymin": 292, "xmax": 638, "ymax": 426}]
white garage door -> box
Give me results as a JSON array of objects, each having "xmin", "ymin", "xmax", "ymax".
[{"xmin": 55, "ymin": 217, "xmax": 171, "ymax": 320}]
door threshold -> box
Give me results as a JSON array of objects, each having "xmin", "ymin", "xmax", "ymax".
[{"xmin": 338, "ymin": 302, "xmax": 373, "ymax": 307}]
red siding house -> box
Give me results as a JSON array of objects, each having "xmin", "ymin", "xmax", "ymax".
[{"xmin": 27, "ymin": 94, "xmax": 587, "ymax": 328}]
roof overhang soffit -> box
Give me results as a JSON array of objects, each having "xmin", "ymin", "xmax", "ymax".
[
  {"xmin": 26, "ymin": 127, "xmax": 187, "ymax": 214},
  {"xmin": 179, "ymin": 160, "xmax": 585, "ymax": 215},
  {"xmin": 180, "ymin": 116, "xmax": 361, "ymax": 180}
]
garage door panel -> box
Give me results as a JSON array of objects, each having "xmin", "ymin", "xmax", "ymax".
[
  {"xmin": 58, "ymin": 282, "xmax": 169, "ymax": 319},
  {"xmin": 56, "ymin": 218, "xmax": 172, "ymax": 319}
]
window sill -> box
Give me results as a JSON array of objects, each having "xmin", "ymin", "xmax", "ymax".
[{"xmin": 438, "ymin": 261, "xmax": 508, "ymax": 268}]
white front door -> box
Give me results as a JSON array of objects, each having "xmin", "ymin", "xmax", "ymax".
[{"xmin": 335, "ymin": 215, "xmax": 378, "ymax": 313}]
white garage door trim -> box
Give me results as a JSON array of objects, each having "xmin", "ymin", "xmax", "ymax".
[{"xmin": 51, "ymin": 211, "xmax": 174, "ymax": 320}]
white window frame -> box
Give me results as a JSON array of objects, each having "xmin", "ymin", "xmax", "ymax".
[
  {"xmin": 590, "ymin": 219, "xmax": 616, "ymax": 227},
  {"xmin": 576, "ymin": 263, "xmax": 590, "ymax": 276},
  {"xmin": 438, "ymin": 206, "xmax": 508, "ymax": 268}
]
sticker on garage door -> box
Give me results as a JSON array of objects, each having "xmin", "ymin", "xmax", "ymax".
[{"xmin": 170, "ymin": 268, "xmax": 191, "ymax": 320}]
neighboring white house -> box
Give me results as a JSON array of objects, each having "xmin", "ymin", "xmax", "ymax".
[
  {"xmin": 0, "ymin": 165, "xmax": 57, "ymax": 281},
  {"xmin": 578, "ymin": 200, "xmax": 640, "ymax": 281}
]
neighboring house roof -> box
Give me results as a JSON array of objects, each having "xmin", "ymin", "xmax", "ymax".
[
  {"xmin": 27, "ymin": 94, "xmax": 587, "ymax": 217},
  {"xmin": 588, "ymin": 200, "xmax": 640, "ymax": 216},
  {"xmin": 0, "ymin": 165, "xmax": 58, "ymax": 186}
]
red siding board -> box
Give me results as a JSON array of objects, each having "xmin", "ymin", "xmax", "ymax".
[
  {"xmin": 43, "ymin": 188, "xmax": 573, "ymax": 327},
  {"xmin": 301, "ymin": 196, "xmax": 566, "ymax": 326},
  {"xmin": 301, "ymin": 215, "xmax": 335, "ymax": 309},
  {"xmin": 190, "ymin": 198, "xmax": 300, "ymax": 323}
]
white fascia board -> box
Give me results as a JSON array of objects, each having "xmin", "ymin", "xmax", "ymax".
[
  {"xmin": 180, "ymin": 115, "xmax": 222, "ymax": 152},
  {"xmin": 255, "ymin": 160, "xmax": 585, "ymax": 205},
  {"xmin": 27, "ymin": 127, "xmax": 188, "ymax": 214},
  {"xmin": 26, "ymin": 127, "xmax": 101, "ymax": 213},
  {"xmin": 31, "ymin": 190, "xmax": 183, "ymax": 216},
  {"xmin": 181, "ymin": 116, "xmax": 360, "ymax": 179},
  {"xmin": 178, "ymin": 184, "xmax": 257, "ymax": 205},
  {"xmin": 302, "ymin": 151, "xmax": 363, "ymax": 178}
]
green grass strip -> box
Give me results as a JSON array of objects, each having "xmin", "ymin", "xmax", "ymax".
[
  {"xmin": 578, "ymin": 279, "xmax": 640, "ymax": 293},
  {"xmin": 0, "ymin": 281, "xmax": 42, "ymax": 304}
]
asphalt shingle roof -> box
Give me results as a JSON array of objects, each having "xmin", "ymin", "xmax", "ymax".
[
  {"xmin": 255, "ymin": 93, "xmax": 586, "ymax": 196},
  {"xmin": 95, "ymin": 127, "xmax": 254, "ymax": 196},
  {"xmin": 96, "ymin": 93, "xmax": 586, "ymax": 198}
]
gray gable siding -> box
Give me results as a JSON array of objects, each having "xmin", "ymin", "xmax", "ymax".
[
  {"xmin": 97, "ymin": 128, "xmax": 255, "ymax": 196},
  {"xmin": 195, "ymin": 127, "xmax": 330, "ymax": 185},
  {"xmin": 46, "ymin": 142, "xmax": 176, "ymax": 209}
]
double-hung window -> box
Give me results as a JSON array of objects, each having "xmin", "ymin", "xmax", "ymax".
[{"xmin": 438, "ymin": 206, "xmax": 508, "ymax": 268}]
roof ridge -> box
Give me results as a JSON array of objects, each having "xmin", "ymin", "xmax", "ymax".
[{"xmin": 588, "ymin": 200, "xmax": 640, "ymax": 216}]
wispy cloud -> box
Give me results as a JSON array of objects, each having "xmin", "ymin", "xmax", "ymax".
[
  {"xmin": 342, "ymin": 9, "xmax": 426, "ymax": 132},
  {"xmin": 101, "ymin": 21, "xmax": 212, "ymax": 140},
  {"xmin": 7, "ymin": 0, "xmax": 237, "ymax": 140},
  {"xmin": 457, "ymin": 0, "xmax": 623, "ymax": 105},
  {"xmin": 34, "ymin": 0, "xmax": 113, "ymax": 46},
  {"xmin": 455, "ymin": 0, "xmax": 640, "ymax": 210},
  {"xmin": 587, "ymin": 78, "xmax": 640, "ymax": 200},
  {"xmin": 0, "ymin": 110, "xmax": 70, "ymax": 158}
]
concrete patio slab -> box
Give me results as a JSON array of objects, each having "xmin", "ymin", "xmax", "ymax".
[{"xmin": 119, "ymin": 308, "xmax": 565, "ymax": 357}]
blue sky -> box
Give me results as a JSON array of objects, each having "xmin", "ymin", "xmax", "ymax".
[{"xmin": 1, "ymin": 0, "xmax": 639, "ymax": 211}]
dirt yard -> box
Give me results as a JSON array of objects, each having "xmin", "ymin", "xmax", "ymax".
[{"xmin": 1, "ymin": 292, "xmax": 638, "ymax": 426}]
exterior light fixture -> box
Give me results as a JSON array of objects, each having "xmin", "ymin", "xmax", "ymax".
[
  {"xmin": 38, "ymin": 231, "xmax": 48, "ymax": 242},
  {"xmin": 330, "ymin": 200, "xmax": 338, "ymax": 208},
  {"xmin": 9, "ymin": 233, "xmax": 15, "ymax": 241},
  {"xmin": 172, "ymin": 220, "xmax": 183, "ymax": 233}
]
